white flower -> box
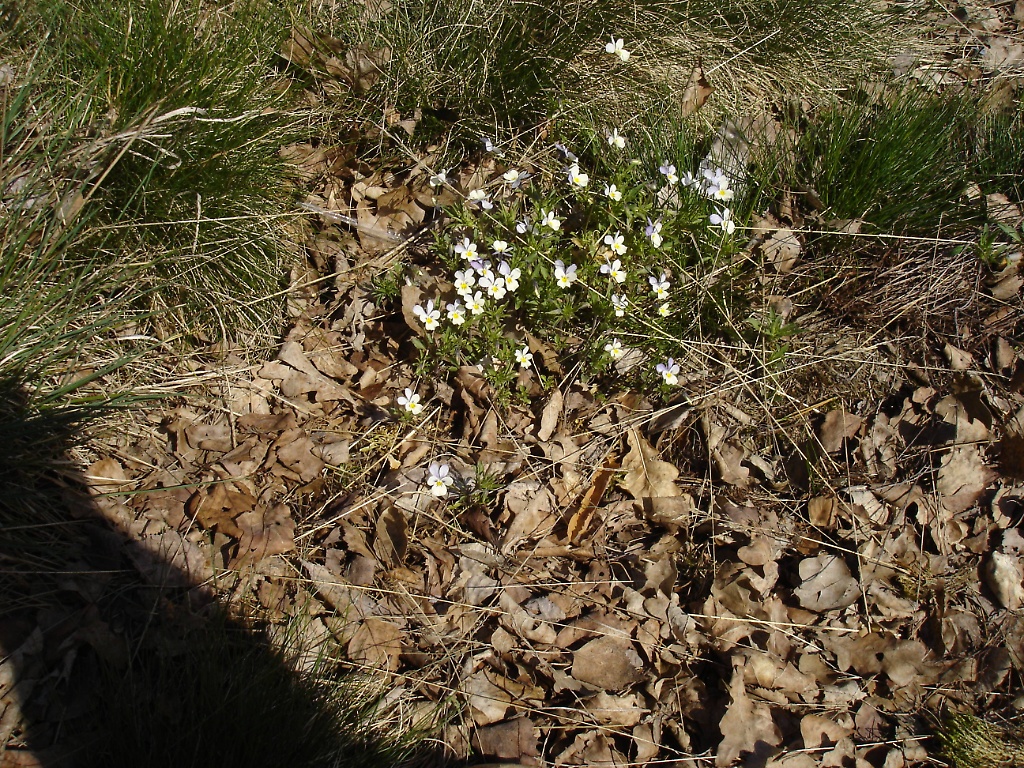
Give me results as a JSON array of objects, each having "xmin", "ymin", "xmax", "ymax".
[
  {"xmin": 604, "ymin": 338, "xmax": 625, "ymax": 360},
  {"xmin": 658, "ymin": 302, "xmax": 670, "ymax": 317},
  {"xmin": 453, "ymin": 269, "xmax": 476, "ymax": 297},
  {"xmin": 413, "ymin": 299, "xmax": 441, "ymax": 331},
  {"xmin": 428, "ymin": 169, "xmax": 448, "ymax": 188},
  {"xmin": 606, "ymin": 128, "xmax": 626, "ymax": 149},
  {"xmin": 612, "ymin": 293, "xmax": 628, "ymax": 317},
  {"xmin": 659, "ymin": 162, "xmax": 678, "ymax": 185},
  {"xmin": 600, "ymin": 258, "xmax": 627, "ymax": 283},
  {"xmin": 467, "ymin": 189, "xmax": 493, "ymax": 209},
  {"xmin": 680, "ymin": 171, "xmax": 699, "ymax": 188},
  {"xmin": 503, "ymin": 168, "xmax": 523, "ymax": 183},
  {"xmin": 492, "ymin": 239, "xmax": 511, "ymax": 255},
  {"xmin": 703, "ymin": 166, "xmax": 727, "ymax": 187},
  {"xmin": 540, "ymin": 210, "xmax": 561, "ymax": 231},
  {"xmin": 649, "ymin": 272, "xmax": 670, "ymax": 299},
  {"xmin": 515, "ymin": 346, "xmax": 534, "ymax": 368},
  {"xmin": 467, "ymin": 291, "xmax": 487, "ymax": 315},
  {"xmin": 568, "ymin": 164, "xmax": 590, "ymax": 188},
  {"xmin": 709, "ymin": 208, "xmax": 736, "ymax": 235},
  {"xmin": 707, "ymin": 176, "xmax": 734, "ymax": 202},
  {"xmin": 447, "ymin": 301, "xmax": 467, "ymax": 326},
  {"xmin": 474, "ymin": 259, "xmax": 494, "ymax": 281},
  {"xmin": 480, "ymin": 274, "xmax": 507, "ymax": 300},
  {"xmin": 603, "ymin": 183, "xmax": 622, "ymax": 201},
  {"xmin": 605, "ymin": 36, "xmax": 630, "ymax": 61},
  {"xmin": 515, "ymin": 218, "xmax": 533, "ymax": 235},
  {"xmin": 554, "ymin": 259, "xmax": 578, "ymax": 288},
  {"xmin": 645, "ymin": 218, "xmax": 663, "ymax": 248},
  {"xmin": 657, "ymin": 358, "xmax": 680, "ymax": 386},
  {"xmin": 454, "ymin": 238, "xmax": 479, "ymax": 261},
  {"xmin": 499, "ymin": 261, "xmax": 521, "ymax": 292},
  {"xmin": 397, "ymin": 387, "xmax": 424, "ymax": 415},
  {"xmin": 427, "ymin": 462, "xmax": 455, "ymax": 497},
  {"xmin": 603, "ymin": 231, "xmax": 627, "ymax": 256}
]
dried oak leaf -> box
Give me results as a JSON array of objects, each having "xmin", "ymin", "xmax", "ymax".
[
  {"xmin": 716, "ymin": 665, "xmax": 782, "ymax": 767},
  {"xmin": 186, "ymin": 482, "xmax": 256, "ymax": 538},
  {"xmin": 471, "ymin": 717, "xmax": 539, "ymax": 760},
  {"xmin": 937, "ymin": 445, "xmax": 996, "ymax": 513},
  {"xmin": 619, "ymin": 428, "xmax": 681, "ymax": 499},
  {"xmin": 793, "ymin": 554, "xmax": 859, "ymax": 612},
  {"xmin": 679, "ymin": 63, "xmax": 713, "ymax": 117},
  {"xmin": 231, "ymin": 503, "xmax": 296, "ymax": 567},
  {"xmin": 571, "ymin": 635, "xmax": 644, "ymax": 691},
  {"xmin": 818, "ymin": 409, "xmax": 862, "ymax": 454},
  {"xmin": 762, "ymin": 227, "xmax": 802, "ymax": 273},
  {"xmin": 347, "ymin": 618, "xmax": 404, "ymax": 671}
]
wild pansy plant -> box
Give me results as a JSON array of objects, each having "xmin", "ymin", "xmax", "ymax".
[{"xmin": 415, "ymin": 129, "xmax": 754, "ymax": 398}]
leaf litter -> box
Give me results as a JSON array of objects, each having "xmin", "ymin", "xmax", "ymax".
[
  {"xmin": 11, "ymin": 35, "xmax": 1024, "ymax": 768},
  {"xmin": 49, "ymin": 222, "xmax": 1024, "ymax": 767}
]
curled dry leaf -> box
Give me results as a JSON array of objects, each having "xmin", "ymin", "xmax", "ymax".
[
  {"xmin": 679, "ymin": 63, "xmax": 713, "ymax": 118},
  {"xmin": 347, "ymin": 618, "xmax": 404, "ymax": 671},
  {"xmin": 619, "ymin": 428, "xmax": 681, "ymax": 499},
  {"xmin": 231, "ymin": 503, "xmax": 296, "ymax": 567},
  {"xmin": 762, "ymin": 227, "xmax": 801, "ymax": 273},
  {"xmin": 793, "ymin": 553, "xmax": 859, "ymax": 612},
  {"xmin": 818, "ymin": 409, "xmax": 862, "ymax": 454},
  {"xmin": 716, "ymin": 664, "xmax": 782, "ymax": 767},
  {"xmin": 571, "ymin": 635, "xmax": 644, "ymax": 691}
]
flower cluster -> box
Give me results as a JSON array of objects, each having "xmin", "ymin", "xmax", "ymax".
[
  {"xmin": 415, "ymin": 119, "xmax": 750, "ymax": 397},
  {"xmin": 660, "ymin": 161, "xmax": 740, "ymax": 237}
]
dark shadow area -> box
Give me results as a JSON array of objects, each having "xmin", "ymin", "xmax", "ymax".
[{"xmin": 0, "ymin": 381, "xmax": 441, "ymax": 768}]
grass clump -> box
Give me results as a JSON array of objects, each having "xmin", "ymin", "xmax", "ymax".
[
  {"xmin": 7, "ymin": 0, "xmax": 303, "ymax": 341},
  {"xmin": 92, "ymin": 611, "xmax": 433, "ymax": 768},
  {"xmin": 761, "ymin": 87, "xmax": 978, "ymax": 234},
  {"xmin": 336, "ymin": 0, "xmax": 915, "ymax": 134},
  {"xmin": 940, "ymin": 713, "xmax": 1024, "ymax": 768},
  {"xmin": 974, "ymin": 97, "xmax": 1024, "ymax": 203}
]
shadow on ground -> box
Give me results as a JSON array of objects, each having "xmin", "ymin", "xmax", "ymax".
[{"xmin": 0, "ymin": 382, "xmax": 437, "ymax": 768}]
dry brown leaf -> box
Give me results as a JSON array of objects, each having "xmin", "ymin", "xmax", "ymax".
[
  {"xmin": 231, "ymin": 503, "xmax": 296, "ymax": 567},
  {"xmin": 584, "ymin": 691, "xmax": 645, "ymax": 726},
  {"xmin": 186, "ymin": 482, "xmax": 256, "ymax": 538},
  {"xmin": 324, "ymin": 44, "xmax": 391, "ymax": 92},
  {"xmin": 125, "ymin": 530, "xmax": 215, "ymax": 589},
  {"xmin": 565, "ymin": 454, "xmax": 620, "ymax": 544},
  {"xmin": 471, "ymin": 717, "xmax": 539, "ymax": 760},
  {"xmin": 537, "ymin": 387, "xmax": 563, "ymax": 442},
  {"xmin": 679, "ymin": 63, "xmax": 713, "ymax": 117},
  {"xmin": 347, "ymin": 618, "xmax": 404, "ymax": 671},
  {"xmin": 183, "ymin": 423, "xmax": 232, "ymax": 453},
  {"xmin": 271, "ymin": 429, "xmax": 325, "ymax": 484},
  {"xmin": 984, "ymin": 531, "xmax": 1024, "ymax": 609},
  {"xmin": 716, "ymin": 664, "xmax": 782, "ymax": 766},
  {"xmin": 793, "ymin": 554, "xmax": 859, "ymax": 612},
  {"xmin": 937, "ymin": 445, "xmax": 995, "ymax": 513},
  {"xmin": 373, "ymin": 505, "xmax": 408, "ymax": 567},
  {"xmin": 818, "ymin": 409, "xmax": 863, "ymax": 454},
  {"xmin": 618, "ymin": 429, "xmax": 680, "ymax": 499},
  {"xmin": 808, "ymin": 496, "xmax": 838, "ymax": 528},
  {"xmin": 501, "ymin": 481, "xmax": 557, "ymax": 553},
  {"xmin": 463, "ymin": 671, "xmax": 514, "ymax": 726},
  {"xmin": 800, "ymin": 714, "xmax": 852, "ymax": 748},
  {"xmin": 762, "ymin": 227, "xmax": 802, "ymax": 273},
  {"xmin": 571, "ymin": 635, "xmax": 644, "ymax": 691}
]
